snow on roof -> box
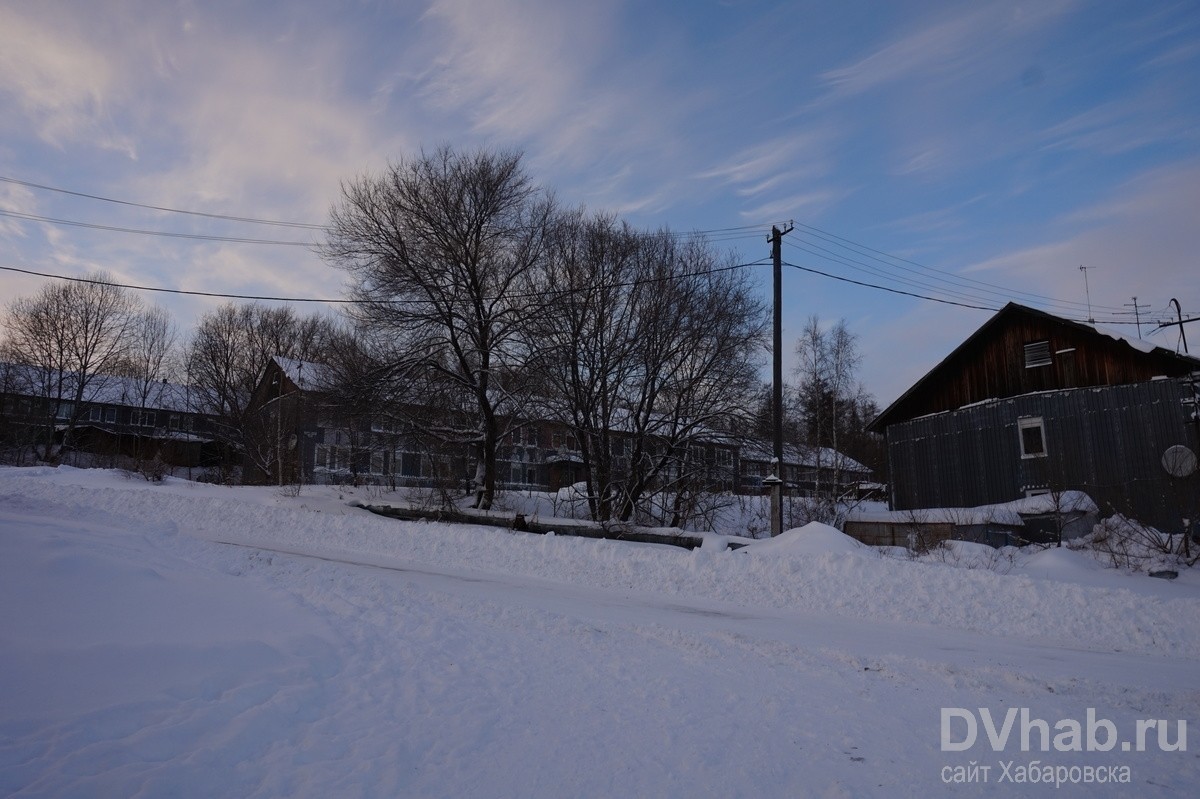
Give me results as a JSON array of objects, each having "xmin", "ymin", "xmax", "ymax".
[
  {"xmin": 1, "ymin": 362, "xmax": 198, "ymax": 413},
  {"xmin": 272, "ymin": 356, "xmax": 331, "ymax": 390},
  {"xmin": 1088, "ymin": 321, "xmax": 1168, "ymax": 356},
  {"xmin": 738, "ymin": 441, "xmax": 870, "ymax": 473},
  {"xmin": 848, "ymin": 507, "xmax": 1025, "ymax": 526},
  {"xmin": 846, "ymin": 491, "xmax": 1098, "ymax": 527}
]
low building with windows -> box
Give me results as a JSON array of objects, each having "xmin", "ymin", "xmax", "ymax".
[
  {"xmin": 868, "ymin": 303, "xmax": 1200, "ymax": 534},
  {"xmin": 737, "ymin": 442, "xmax": 872, "ymax": 499},
  {"xmin": 252, "ymin": 356, "xmax": 869, "ymax": 500},
  {"xmin": 0, "ymin": 362, "xmax": 220, "ymax": 468}
]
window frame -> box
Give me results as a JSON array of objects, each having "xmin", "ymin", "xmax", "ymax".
[{"xmin": 1017, "ymin": 416, "xmax": 1048, "ymax": 459}]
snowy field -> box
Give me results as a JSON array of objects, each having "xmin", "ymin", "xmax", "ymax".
[{"xmin": 1, "ymin": 467, "xmax": 1197, "ymax": 797}]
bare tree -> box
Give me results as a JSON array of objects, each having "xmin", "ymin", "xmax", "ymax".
[
  {"xmin": 185, "ymin": 302, "xmax": 333, "ymax": 482},
  {"xmin": 113, "ymin": 304, "xmax": 179, "ymax": 470},
  {"xmin": 527, "ymin": 211, "xmax": 642, "ymax": 521},
  {"xmin": 531, "ymin": 218, "xmax": 766, "ymax": 525},
  {"xmin": 614, "ymin": 232, "xmax": 766, "ymax": 524},
  {"xmin": 0, "ymin": 274, "xmax": 141, "ymax": 462},
  {"xmin": 322, "ymin": 146, "xmax": 555, "ymax": 509},
  {"xmin": 794, "ymin": 316, "xmax": 872, "ymax": 497}
]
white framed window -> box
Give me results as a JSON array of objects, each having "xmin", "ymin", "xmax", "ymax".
[
  {"xmin": 1024, "ymin": 340, "xmax": 1052, "ymax": 368},
  {"xmin": 133, "ymin": 410, "xmax": 155, "ymax": 427},
  {"xmin": 1018, "ymin": 416, "xmax": 1047, "ymax": 458}
]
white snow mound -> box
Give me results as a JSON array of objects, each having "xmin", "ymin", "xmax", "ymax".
[{"xmin": 743, "ymin": 522, "xmax": 866, "ymax": 555}]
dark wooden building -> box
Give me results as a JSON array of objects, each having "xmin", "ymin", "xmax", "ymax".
[{"xmin": 869, "ymin": 303, "xmax": 1200, "ymax": 534}]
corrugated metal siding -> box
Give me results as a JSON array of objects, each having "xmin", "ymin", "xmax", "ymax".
[{"xmin": 887, "ymin": 377, "xmax": 1200, "ymax": 533}]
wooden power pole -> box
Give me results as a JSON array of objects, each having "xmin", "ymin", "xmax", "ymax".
[{"xmin": 767, "ymin": 222, "xmax": 793, "ymax": 537}]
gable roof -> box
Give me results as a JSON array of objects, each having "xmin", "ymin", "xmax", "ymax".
[{"xmin": 869, "ymin": 303, "xmax": 1200, "ymax": 431}]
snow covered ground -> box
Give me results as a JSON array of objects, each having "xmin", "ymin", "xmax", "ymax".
[{"xmin": 1, "ymin": 467, "xmax": 1197, "ymax": 797}]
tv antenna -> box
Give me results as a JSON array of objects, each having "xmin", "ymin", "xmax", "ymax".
[{"xmin": 1078, "ymin": 265, "xmax": 1095, "ymax": 324}]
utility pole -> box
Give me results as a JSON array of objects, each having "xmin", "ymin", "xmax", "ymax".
[
  {"xmin": 766, "ymin": 222, "xmax": 793, "ymax": 537},
  {"xmin": 1125, "ymin": 296, "xmax": 1149, "ymax": 338}
]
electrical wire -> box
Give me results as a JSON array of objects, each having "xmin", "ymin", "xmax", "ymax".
[
  {"xmin": 1, "ymin": 174, "xmax": 787, "ymax": 245},
  {"xmin": 0, "ymin": 260, "xmax": 769, "ymax": 306},
  {"xmin": 3, "ymin": 174, "xmax": 1179, "ymax": 326},
  {"xmin": 784, "ymin": 238, "xmax": 1021, "ymax": 310},
  {"xmin": 0, "ymin": 175, "xmax": 326, "ymax": 230},
  {"xmin": 0, "ymin": 210, "xmax": 315, "ymax": 246},
  {"xmin": 783, "ymin": 260, "xmax": 1149, "ymax": 326},
  {"xmin": 789, "ymin": 221, "xmax": 1128, "ymax": 314},
  {"xmin": 783, "ymin": 261, "xmax": 999, "ymax": 312}
]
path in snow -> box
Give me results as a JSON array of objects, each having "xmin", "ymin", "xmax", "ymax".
[{"xmin": 2, "ymin": 467, "xmax": 1197, "ymax": 797}]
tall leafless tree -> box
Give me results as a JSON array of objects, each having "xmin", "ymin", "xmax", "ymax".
[
  {"xmin": 0, "ymin": 274, "xmax": 141, "ymax": 462},
  {"xmin": 794, "ymin": 316, "xmax": 872, "ymax": 495},
  {"xmin": 531, "ymin": 217, "xmax": 766, "ymax": 524},
  {"xmin": 185, "ymin": 302, "xmax": 332, "ymax": 481},
  {"xmin": 321, "ymin": 146, "xmax": 555, "ymax": 509},
  {"xmin": 614, "ymin": 232, "xmax": 766, "ymax": 523},
  {"xmin": 115, "ymin": 304, "xmax": 179, "ymax": 464},
  {"xmin": 528, "ymin": 211, "xmax": 643, "ymax": 520}
]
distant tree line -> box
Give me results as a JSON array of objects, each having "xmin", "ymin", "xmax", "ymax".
[{"xmin": 0, "ymin": 145, "xmax": 884, "ymax": 521}]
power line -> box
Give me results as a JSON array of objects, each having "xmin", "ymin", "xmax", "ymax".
[
  {"xmin": 0, "ymin": 265, "xmax": 348, "ymax": 303},
  {"xmin": 2, "ymin": 174, "xmax": 788, "ymax": 245},
  {"xmin": 783, "ymin": 260, "xmax": 1148, "ymax": 325},
  {"xmin": 0, "ymin": 259, "xmax": 769, "ymax": 306},
  {"xmin": 0, "ymin": 175, "xmax": 326, "ymax": 230},
  {"xmin": 784, "ymin": 238, "xmax": 1020, "ymax": 310},
  {"xmin": 789, "ymin": 221, "xmax": 1128, "ymax": 314},
  {"xmin": 783, "ymin": 261, "xmax": 999, "ymax": 312},
  {"xmin": 0, "ymin": 209, "xmax": 315, "ymax": 246}
]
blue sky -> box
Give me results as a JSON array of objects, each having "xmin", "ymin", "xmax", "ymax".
[{"xmin": 1, "ymin": 0, "xmax": 1197, "ymax": 405}]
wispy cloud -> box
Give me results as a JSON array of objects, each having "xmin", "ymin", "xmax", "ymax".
[
  {"xmin": 0, "ymin": 5, "xmax": 135, "ymax": 156},
  {"xmin": 818, "ymin": 0, "xmax": 1078, "ymax": 100},
  {"xmin": 415, "ymin": 0, "xmax": 624, "ymax": 156},
  {"xmin": 1038, "ymin": 91, "xmax": 1199, "ymax": 155},
  {"xmin": 962, "ymin": 159, "xmax": 1200, "ymax": 316}
]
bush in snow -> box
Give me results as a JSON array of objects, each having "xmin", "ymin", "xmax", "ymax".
[{"xmin": 1068, "ymin": 514, "xmax": 1198, "ymax": 572}]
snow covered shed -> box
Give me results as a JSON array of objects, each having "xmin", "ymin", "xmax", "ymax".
[
  {"xmin": 843, "ymin": 492, "xmax": 1099, "ymax": 549},
  {"xmin": 868, "ymin": 303, "xmax": 1200, "ymax": 535}
]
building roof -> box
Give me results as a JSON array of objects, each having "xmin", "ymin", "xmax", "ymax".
[
  {"xmin": 738, "ymin": 440, "xmax": 870, "ymax": 474},
  {"xmin": 869, "ymin": 303, "xmax": 1200, "ymax": 432},
  {"xmin": 1, "ymin": 362, "xmax": 199, "ymax": 413},
  {"xmin": 272, "ymin": 356, "xmax": 331, "ymax": 391}
]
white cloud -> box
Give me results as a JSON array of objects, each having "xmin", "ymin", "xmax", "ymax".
[
  {"xmin": 963, "ymin": 160, "xmax": 1200, "ymax": 320},
  {"xmin": 416, "ymin": 0, "xmax": 619, "ymax": 153},
  {"xmin": 0, "ymin": 5, "xmax": 135, "ymax": 155},
  {"xmin": 819, "ymin": 0, "xmax": 1077, "ymax": 100}
]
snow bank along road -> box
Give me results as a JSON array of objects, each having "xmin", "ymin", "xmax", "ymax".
[{"xmin": 1, "ymin": 467, "xmax": 1197, "ymax": 797}]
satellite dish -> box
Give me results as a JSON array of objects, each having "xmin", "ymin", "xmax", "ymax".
[{"xmin": 1162, "ymin": 445, "xmax": 1197, "ymax": 478}]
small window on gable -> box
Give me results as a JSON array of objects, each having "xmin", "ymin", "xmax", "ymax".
[
  {"xmin": 1024, "ymin": 340, "xmax": 1052, "ymax": 368},
  {"xmin": 1018, "ymin": 417, "xmax": 1047, "ymax": 458}
]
